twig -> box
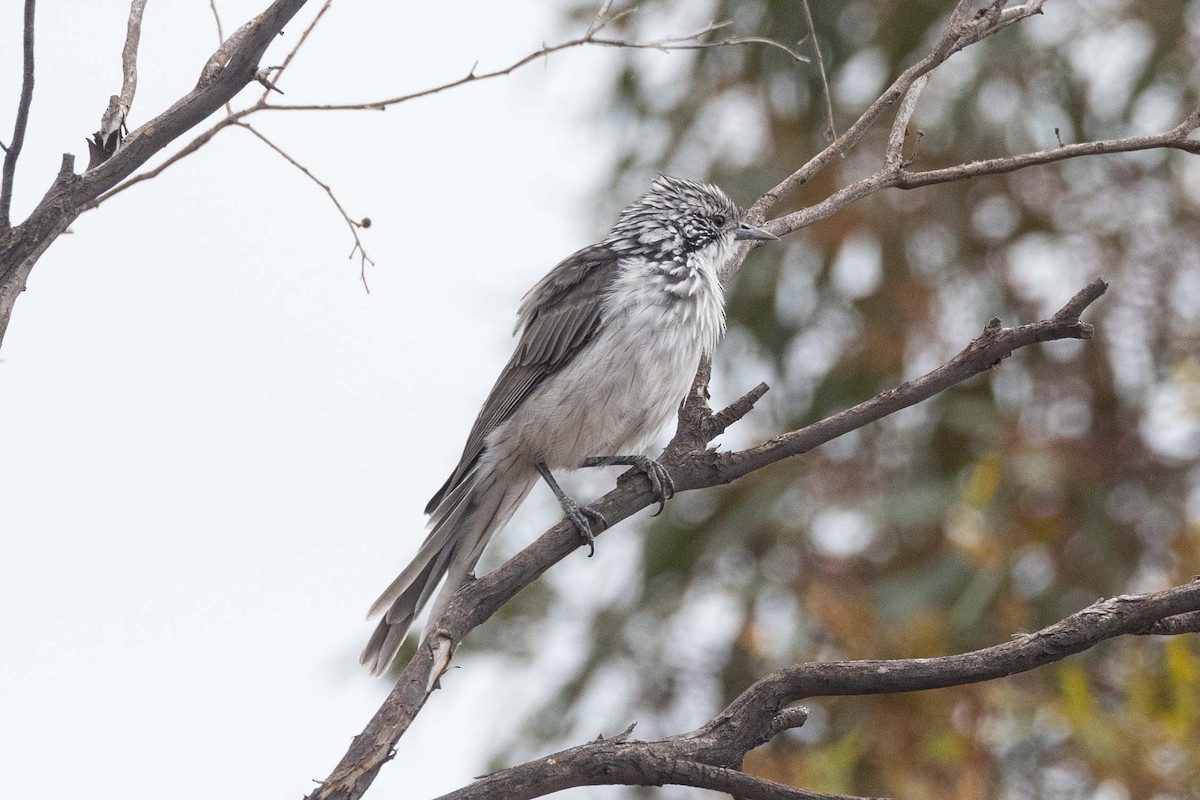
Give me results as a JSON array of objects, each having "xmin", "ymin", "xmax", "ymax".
[
  {"xmin": 265, "ymin": 19, "xmax": 804, "ymax": 114},
  {"xmin": 260, "ymin": 0, "xmax": 333, "ymax": 101},
  {"xmin": 237, "ymin": 123, "xmax": 374, "ymax": 290},
  {"xmin": 800, "ymin": 0, "xmax": 835, "ymax": 140},
  {"xmin": 208, "ymin": 0, "xmax": 233, "ymax": 114},
  {"xmin": 87, "ymin": 0, "xmax": 148, "ymax": 170},
  {"xmin": 754, "ymin": 110, "xmax": 1200, "ymax": 251},
  {"xmin": 885, "ymin": 74, "xmax": 926, "ymax": 168},
  {"xmin": 208, "ymin": 0, "xmax": 225, "ymax": 44},
  {"xmin": 0, "ymin": 0, "xmax": 36, "ymax": 232}
]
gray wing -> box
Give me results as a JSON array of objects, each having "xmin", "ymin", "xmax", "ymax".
[{"xmin": 425, "ymin": 244, "xmax": 620, "ymax": 514}]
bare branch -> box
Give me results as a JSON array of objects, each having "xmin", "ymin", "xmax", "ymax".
[
  {"xmin": 87, "ymin": 0, "xmax": 149, "ymax": 170},
  {"xmin": 0, "ymin": 0, "xmax": 36, "ymax": 233},
  {"xmin": 438, "ymin": 580, "xmax": 1200, "ymax": 800},
  {"xmin": 758, "ymin": 111, "xmax": 1200, "ymax": 246},
  {"xmin": 265, "ymin": 19, "xmax": 804, "ymax": 114},
  {"xmin": 747, "ymin": 0, "xmax": 1048, "ymax": 222},
  {"xmin": 725, "ymin": 280, "xmax": 1105, "ymax": 476},
  {"xmin": 237, "ymin": 123, "xmax": 374, "ymax": 289},
  {"xmin": 706, "ymin": 583, "xmax": 1200, "ymax": 753},
  {"xmin": 885, "ymin": 74, "xmax": 926, "ymax": 168},
  {"xmin": 78, "ymin": 3, "xmax": 796, "ymax": 291},
  {"xmin": 261, "ymin": 0, "xmax": 333, "ymax": 100},
  {"xmin": 0, "ymin": 0, "xmax": 311, "ymax": 348},
  {"xmin": 438, "ymin": 738, "xmax": 882, "ymax": 800}
]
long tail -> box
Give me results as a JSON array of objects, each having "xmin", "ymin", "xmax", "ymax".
[{"xmin": 360, "ymin": 463, "xmax": 536, "ymax": 675}]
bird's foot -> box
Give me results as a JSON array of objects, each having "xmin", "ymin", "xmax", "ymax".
[
  {"xmin": 560, "ymin": 496, "xmax": 607, "ymax": 557},
  {"xmin": 536, "ymin": 460, "xmax": 607, "ymax": 557},
  {"xmin": 582, "ymin": 454, "xmax": 675, "ymax": 516}
]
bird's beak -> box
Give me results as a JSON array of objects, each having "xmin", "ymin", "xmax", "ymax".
[{"xmin": 732, "ymin": 222, "xmax": 779, "ymax": 241}]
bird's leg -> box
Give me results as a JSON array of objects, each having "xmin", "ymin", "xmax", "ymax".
[
  {"xmin": 580, "ymin": 455, "xmax": 675, "ymax": 516},
  {"xmin": 536, "ymin": 461, "xmax": 607, "ymax": 557}
]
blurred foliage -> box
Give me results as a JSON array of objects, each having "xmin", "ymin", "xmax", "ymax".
[{"xmin": 479, "ymin": 0, "xmax": 1200, "ymax": 797}]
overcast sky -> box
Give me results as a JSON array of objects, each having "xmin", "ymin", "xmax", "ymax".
[{"xmin": 0, "ymin": 2, "xmax": 655, "ymax": 796}]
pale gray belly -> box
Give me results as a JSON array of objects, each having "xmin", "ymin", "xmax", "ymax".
[{"xmin": 487, "ymin": 306, "xmax": 706, "ymax": 469}]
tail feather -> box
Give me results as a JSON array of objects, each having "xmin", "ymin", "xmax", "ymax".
[
  {"xmin": 360, "ymin": 464, "xmax": 536, "ymax": 675},
  {"xmin": 365, "ymin": 466, "xmax": 480, "ymax": 620}
]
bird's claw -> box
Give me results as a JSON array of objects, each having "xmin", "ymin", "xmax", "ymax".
[
  {"xmin": 561, "ymin": 500, "xmax": 607, "ymax": 557},
  {"xmin": 581, "ymin": 454, "xmax": 677, "ymax": 516},
  {"xmin": 629, "ymin": 456, "xmax": 675, "ymax": 516}
]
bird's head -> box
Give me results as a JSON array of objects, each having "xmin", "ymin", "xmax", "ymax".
[{"xmin": 607, "ymin": 175, "xmax": 777, "ymax": 264}]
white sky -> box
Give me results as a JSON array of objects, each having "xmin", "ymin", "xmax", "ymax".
[{"xmin": 0, "ymin": 2, "xmax": 644, "ymax": 796}]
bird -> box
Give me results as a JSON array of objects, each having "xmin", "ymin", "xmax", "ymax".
[{"xmin": 361, "ymin": 175, "xmax": 777, "ymax": 675}]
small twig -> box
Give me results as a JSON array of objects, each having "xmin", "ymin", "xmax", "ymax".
[
  {"xmin": 255, "ymin": 66, "xmax": 286, "ymax": 95},
  {"xmin": 747, "ymin": 0, "xmax": 1046, "ymax": 222},
  {"xmin": 443, "ymin": 580, "xmax": 1200, "ymax": 800},
  {"xmin": 261, "ymin": 0, "xmax": 333, "ymax": 101},
  {"xmin": 237, "ymin": 123, "xmax": 374, "ymax": 290},
  {"xmin": 800, "ymin": 0, "xmax": 835, "ymax": 140},
  {"xmin": 0, "ymin": 0, "xmax": 36, "ymax": 232},
  {"xmin": 885, "ymin": 74, "xmax": 927, "ymax": 168},
  {"xmin": 264, "ymin": 20, "xmax": 804, "ymax": 114},
  {"xmin": 208, "ymin": 0, "xmax": 225, "ymax": 43},
  {"xmin": 87, "ymin": 0, "xmax": 148, "ymax": 170}
]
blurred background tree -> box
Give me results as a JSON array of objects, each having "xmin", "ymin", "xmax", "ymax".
[{"xmin": 469, "ymin": 1, "xmax": 1200, "ymax": 797}]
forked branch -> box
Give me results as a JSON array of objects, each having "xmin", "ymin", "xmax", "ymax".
[{"xmin": 440, "ymin": 580, "xmax": 1200, "ymax": 800}]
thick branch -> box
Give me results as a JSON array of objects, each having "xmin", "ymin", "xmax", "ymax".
[
  {"xmin": 0, "ymin": 0, "xmax": 36, "ymax": 233},
  {"xmin": 705, "ymin": 582, "xmax": 1200, "ymax": 754},
  {"xmin": 439, "ymin": 739, "xmax": 879, "ymax": 800},
  {"xmin": 440, "ymin": 581, "xmax": 1200, "ymax": 800}
]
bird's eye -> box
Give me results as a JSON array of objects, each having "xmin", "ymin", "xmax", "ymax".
[{"xmin": 712, "ymin": 214, "xmax": 726, "ymax": 227}]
